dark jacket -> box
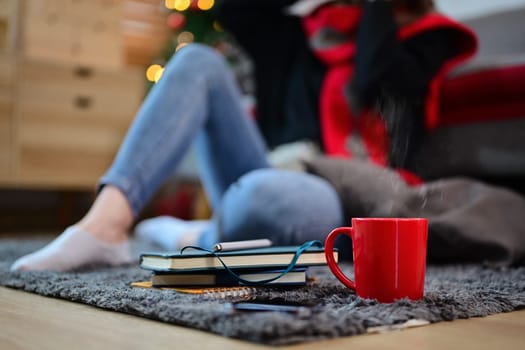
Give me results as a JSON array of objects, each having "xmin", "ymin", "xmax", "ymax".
[
  {"xmin": 214, "ymin": 0, "xmax": 472, "ymax": 171},
  {"xmin": 214, "ymin": 0, "xmax": 325, "ymax": 149}
]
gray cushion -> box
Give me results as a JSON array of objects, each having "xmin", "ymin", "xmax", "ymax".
[
  {"xmin": 412, "ymin": 118, "xmax": 525, "ymax": 179},
  {"xmin": 304, "ymin": 157, "xmax": 525, "ymax": 265}
]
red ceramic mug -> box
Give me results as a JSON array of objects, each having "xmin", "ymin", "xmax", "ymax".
[{"xmin": 324, "ymin": 218, "xmax": 428, "ymax": 303}]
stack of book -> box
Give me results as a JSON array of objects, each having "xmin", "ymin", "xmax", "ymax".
[{"xmin": 139, "ymin": 244, "xmax": 337, "ymax": 287}]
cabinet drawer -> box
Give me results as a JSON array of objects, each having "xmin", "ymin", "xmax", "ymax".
[
  {"xmin": 0, "ymin": 52, "xmax": 14, "ymax": 87},
  {"xmin": 16, "ymin": 138, "xmax": 119, "ymax": 188},
  {"xmin": 0, "ymin": 54, "xmax": 13, "ymax": 181},
  {"xmin": 0, "ymin": 111, "xmax": 11, "ymax": 180},
  {"xmin": 21, "ymin": 0, "xmax": 123, "ymax": 69},
  {"xmin": 13, "ymin": 60, "xmax": 144, "ymax": 188},
  {"xmin": 16, "ymin": 61, "xmax": 142, "ymax": 125},
  {"xmin": 0, "ymin": 0, "xmax": 16, "ymax": 53},
  {"xmin": 0, "ymin": 0, "xmax": 9, "ymax": 17}
]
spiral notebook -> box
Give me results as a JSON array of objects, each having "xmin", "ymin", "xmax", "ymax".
[{"xmin": 131, "ymin": 280, "xmax": 257, "ymax": 300}]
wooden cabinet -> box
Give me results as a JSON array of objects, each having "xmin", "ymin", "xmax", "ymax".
[
  {"xmin": 0, "ymin": 54, "xmax": 13, "ymax": 181},
  {"xmin": 20, "ymin": 0, "xmax": 123, "ymax": 69},
  {"xmin": 10, "ymin": 60, "xmax": 143, "ymax": 188},
  {"xmin": 0, "ymin": 0, "xmax": 172, "ymax": 189},
  {"xmin": 0, "ymin": 0, "xmax": 16, "ymax": 54}
]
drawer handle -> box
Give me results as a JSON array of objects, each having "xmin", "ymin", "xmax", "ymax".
[
  {"xmin": 74, "ymin": 96, "xmax": 93, "ymax": 109},
  {"xmin": 74, "ymin": 66, "xmax": 93, "ymax": 78}
]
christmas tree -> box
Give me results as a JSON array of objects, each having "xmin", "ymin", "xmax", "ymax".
[{"xmin": 145, "ymin": 0, "xmax": 253, "ymax": 95}]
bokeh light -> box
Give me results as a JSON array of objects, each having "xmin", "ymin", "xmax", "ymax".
[
  {"xmin": 146, "ymin": 64, "xmax": 164, "ymax": 82},
  {"xmin": 154, "ymin": 67, "xmax": 165, "ymax": 83},
  {"xmin": 174, "ymin": 0, "xmax": 191, "ymax": 11},
  {"xmin": 197, "ymin": 0, "xmax": 215, "ymax": 11},
  {"xmin": 165, "ymin": 0, "xmax": 191, "ymax": 11}
]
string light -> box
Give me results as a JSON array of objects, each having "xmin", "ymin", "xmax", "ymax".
[
  {"xmin": 146, "ymin": 64, "xmax": 163, "ymax": 82},
  {"xmin": 158, "ymin": 0, "xmax": 218, "ymax": 84},
  {"xmin": 175, "ymin": 0, "xmax": 191, "ymax": 11},
  {"xmin": 154, "ymin": 67, "xmax": 165, "ymax": 83},
  {"xmin": 197, "ymin": 0, "xmax": 214, "ymax": 11},
  {"xmin": 165, "ymin": 0, "xmax": 191, "ymax": 11},
  {"xmin": 164, "ymin": 0, "xmax": 175, "ymax": 10}
]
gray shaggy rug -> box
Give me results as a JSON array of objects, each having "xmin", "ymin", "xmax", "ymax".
[{"xmin": 1, "ymin": 238, "xmax": 525, "ymax": 345}]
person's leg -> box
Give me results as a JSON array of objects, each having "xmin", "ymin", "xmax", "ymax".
[
  {"xmin": 102, "ymin": 45, "xmax": 268, "ymax": 215},
  {"xmin": 11, "ymin": 44, "xmax": 268, "ymax": 271},
  {"xmin": 197, "ymin": 168, "xmax": 345, "ymax": 249},
  {"xmin": 134, "ymin": 43, "xmax": 272, "ymax": 250},
  {"xmin": 135, "ymin": 216, "xmax": 211, "ymax": 251}
]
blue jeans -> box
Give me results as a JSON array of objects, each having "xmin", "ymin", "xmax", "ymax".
[{"xmin": 100, "ymin": 44, "xmax": 344, "ymax": 248}]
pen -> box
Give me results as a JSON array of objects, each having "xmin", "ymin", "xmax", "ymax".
[
  {"xmin": 223, "ymin": 302, "xmax": 312, "ymax": 317},
  {"xmin": 212, "ymin": 239, "xmax": 272, "ymax": 252}
]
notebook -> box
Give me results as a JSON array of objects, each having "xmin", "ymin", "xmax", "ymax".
[
  {"xmin": 150, "ymin": 267, "xmax": 308, "ymax": 287},
  {"xmin": 139, "ymin": 245, "xmax": 335, "ymax": 272}
]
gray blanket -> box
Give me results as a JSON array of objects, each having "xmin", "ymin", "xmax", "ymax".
[
  {"xmin": 305, "ymin": 157, "xmax": 525, "ymax": 265},
  {"xmin": 1, "ymin": 238, "xmax": 525, "ymax": 345}
]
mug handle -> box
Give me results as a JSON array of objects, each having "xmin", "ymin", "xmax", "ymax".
[{"xmin": 324, "ymin": 227, "xmax": 356, "ymax": 290}]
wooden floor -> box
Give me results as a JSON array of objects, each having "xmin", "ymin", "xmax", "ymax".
[{"xmin": 1, "ymin": 286, "xmax": 524, "ymax": 350}]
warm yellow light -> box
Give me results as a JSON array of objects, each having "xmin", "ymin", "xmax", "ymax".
[
  {"xmin": 154, "ymin": 67, "xmax": 165, "ymax": 83},
  {"xmin": 174, "ymin": 0, "xmax": 191, "ymax": 11},
  {"xmin": 212, "ymin": 20, "xmax": 223, "ymax": 32},
  {"xmin": 197, "ymin": 0, "xmax": 214, "ymax": 11},
  {"xmin": 146, "ymin": 64, "xmax": 163, "ymax": 82},
  {"xmin": 177, "ymin": 31, "xmax": 194, "ymax": 44},
  {"xmin": 164, "ymin": 0, "xmax": 175, "ymax": 10}
]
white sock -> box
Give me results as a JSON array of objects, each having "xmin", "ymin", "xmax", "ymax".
[
  {"xmin": 135, "ymin": 216, "xmax": 210, "ymax": 251},
  {"xmin": 10, "ymin": 226, "xmax": 131, "ymax": 272}
]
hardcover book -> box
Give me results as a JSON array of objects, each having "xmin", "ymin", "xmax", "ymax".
[
  {"xmin": 139, "ymin": 245, "xmax": 336, "ymax": 272},
  {"xmin": 150, "ymin": 267, "xmax": 308, "ymax": 287}
]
